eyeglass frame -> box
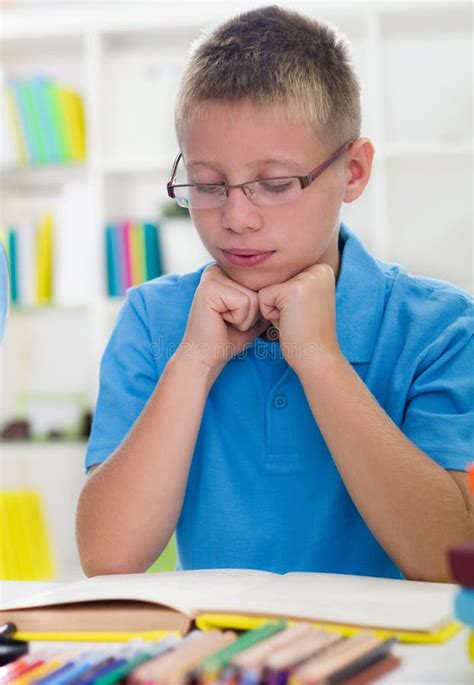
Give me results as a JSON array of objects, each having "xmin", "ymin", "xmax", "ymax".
[{"xmin": 166, "ymin": 138, "xmax": 356, "ymax": 208}]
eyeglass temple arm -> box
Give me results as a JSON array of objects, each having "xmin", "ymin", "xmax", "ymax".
[
  {"xmin": 167, "ymin": 152, "xmax": 183, "ymax": 199},
  {"xmin": 302, "ymin": 139, "xmax": 356, "ymax": 189}
]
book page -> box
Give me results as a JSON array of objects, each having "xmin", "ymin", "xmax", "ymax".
[
  {"xmin": 196, "ymin": 572, "xmax": 456, "ymax": 632},
  {"xmin": 0, "ymin": 581, "xmax": 62, "ymax": 605},
  {"xmin": 0, "ymin": 569, "xmax": 276, "ymax": 617}
]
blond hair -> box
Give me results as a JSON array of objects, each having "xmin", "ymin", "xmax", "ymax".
[{"xmin": 175, "ymin": 5, "xmax": 361, "ymax": 154}]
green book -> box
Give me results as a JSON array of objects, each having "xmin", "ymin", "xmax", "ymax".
[
  {"xmin": 45, "ymin": 82, "xmax": 69, "ymax": 162},
  {"xmin": 135, "ymin": 223, "xmax": 147, "ymax": 284},
  {"xmin": 144, "ymin": 222, "xmax": 163, "ymax": 280},
  {"xmin": 23, "ymin": 80, "xmax": 48, "ymax": 163},
  {"xmin": 20, "ymin": 81, "xmax": 45, "ymax": 162},
  {"xmin": 31, "ymin": 75, "xmax": 61, "ymax": 163}
]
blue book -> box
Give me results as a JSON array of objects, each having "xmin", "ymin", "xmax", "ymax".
[
  {"xmin": 105, "ymin": 225, "xmax": 118, "ymax": 296},
  {"xmin": 144, "ymin": 222, "xmax": 163, "ymax": 280},
  {"xmin": 31, "ymin": 75, "xmax": 61, "ymax": 163},
  {"xmin": 454, "ymin": 588, "xmax": 474, "ymax": 628},
  {"xmin": 8, "ymin": 228, "xmax": 18, "ymax": 303}
]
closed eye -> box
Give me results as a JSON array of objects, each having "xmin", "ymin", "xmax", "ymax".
[
  {"xmin": 195, "ymin": 184, "xmax": 225, "ymax": 194},
  {"xmin": 258, "ymin": 180, "xmax": 294, "ymax": 192}
]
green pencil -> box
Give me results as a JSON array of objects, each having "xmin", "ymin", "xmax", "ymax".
[{"xmin": 200, "ymin": 620, "xmax": 287, "ymax": 681}]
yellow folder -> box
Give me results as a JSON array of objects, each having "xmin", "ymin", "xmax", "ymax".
[
  {"xmin": 195, "ymin": 612, "xmax": 462, "ymax": 645},
  {"xmin": 14, "ymin": 629, "xmax": 181, "ymax": 642},
  {"xmin": 0, "ymin": 490, "xmax": 55, "ymax": 580}
]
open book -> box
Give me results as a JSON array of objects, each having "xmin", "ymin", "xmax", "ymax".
[{"xmin": 0, "ymin": 569, "xmax": 457, "ymax": 638}]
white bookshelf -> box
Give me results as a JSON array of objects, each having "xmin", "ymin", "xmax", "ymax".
[{"xmin": 0, "ymin": 0, "xmax": 472, "ymax": 579}]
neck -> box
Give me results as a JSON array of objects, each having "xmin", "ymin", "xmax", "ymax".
[{"xmin": 318, "ymin": 228, "xmax": 341, "ymax": 282}]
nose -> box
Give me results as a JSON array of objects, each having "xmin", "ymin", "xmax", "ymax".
[{"xmin": 221, "ymin": 185, "xmax": 263, "ymax": 233}]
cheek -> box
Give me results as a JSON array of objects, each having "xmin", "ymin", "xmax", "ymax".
[
  {"xmin": 189, "ymin": 210, "xmax": 219, "ymax": 244},
  {"xmin": 274, "ymin": 204, "xmax": 315, "ymax": 248}
]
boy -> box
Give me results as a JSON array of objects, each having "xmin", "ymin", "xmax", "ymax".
[{"xmin": 76, "ymin": 6, "xmax": 473, "ymax": 582}]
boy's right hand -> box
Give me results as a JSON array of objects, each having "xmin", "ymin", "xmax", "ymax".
[{"xmin": 177, "ymin": 264, "xmax": 269, "ymax": 374}]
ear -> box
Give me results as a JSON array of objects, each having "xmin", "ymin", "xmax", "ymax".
[{"xmin": 342, "ymin": 137, "xmax": 375, "ymax": 204}]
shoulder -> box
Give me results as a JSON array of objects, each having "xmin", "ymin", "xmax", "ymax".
[
  {"xmin": 375, "ymin": 259, "xmax": 473, "ymax": 365},
  {"xmin": 380, "ymin": 260, "xmax": 472, "ymax": 328},
  {"xmin": 336, "ymin": 224, "xmax": 472, "ymax": 363}
]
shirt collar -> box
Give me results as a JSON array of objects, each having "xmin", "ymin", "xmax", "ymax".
[{"xmin": 335, "ymin": 222, "xmax": 386, "ymax": 363}]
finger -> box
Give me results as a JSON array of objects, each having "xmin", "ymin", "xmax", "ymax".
[
  {"xmin": 258, "ymin": 295, "xmax": 280, "ymax": 322},
  {"xmin": 203, "ymin": 267, "xmax": 260, "ymax": 329},
  {"xmin": 221, "ymin": 293, "xmax": 259, "ymax": 331},
  {"xmin": 208, "ymin": 283, "xmax": 258, "ymax": 331}
]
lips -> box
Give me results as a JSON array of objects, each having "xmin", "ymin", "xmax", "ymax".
[
  {"xmin": 222, "ymin": 249, "xmax": 274, "ymax": 256},
  {"xmin": 221, "ymin": 249, "xmax": 275, "ymax": 267}
]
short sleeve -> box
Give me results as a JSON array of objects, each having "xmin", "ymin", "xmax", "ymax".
[
  {"xmin": 84, "ymin": 287, "xmax": 159, "ymax": 472},
  {"xmin": 401, "ymin": 300, "xmax": 474, "ymax": 471}
]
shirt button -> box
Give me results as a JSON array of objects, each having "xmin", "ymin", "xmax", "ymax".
[{"xmin": 273, "ymin": 394, "xmax": 287, "ymax": 409}]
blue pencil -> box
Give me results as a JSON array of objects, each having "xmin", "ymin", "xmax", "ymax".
[
  {"xmin": 77, "ymin": 658, "xmax": 128, "ymax": 685},
  {"xmin": 35, "ymin": 652, "xmax": 107, "ymax": 685}
]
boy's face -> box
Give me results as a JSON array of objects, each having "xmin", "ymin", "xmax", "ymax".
[{"xmin": 179, "ymin": 101, "xmax": 353, "ymax": 292}]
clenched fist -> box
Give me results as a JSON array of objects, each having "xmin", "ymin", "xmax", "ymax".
[
  {"xmin": 258, "ymin": 263, "xmax": 341, "ymax": 373},
  {"xmin": 178, "ymin": 264, "xmax": 269, "ymax": 374}
]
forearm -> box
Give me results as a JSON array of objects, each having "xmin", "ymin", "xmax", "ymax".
[
  {"xmin": 297, "ymin": 354, "xmax": 474, "ymax": 582},
  {"xmin": 76, "ymin": 353, "xmax": 219, "ymax": 576}
]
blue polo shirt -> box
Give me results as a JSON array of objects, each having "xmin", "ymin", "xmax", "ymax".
[{"xmin": 85, "ymin": 223, "xmax": 473, "ymax": 579}]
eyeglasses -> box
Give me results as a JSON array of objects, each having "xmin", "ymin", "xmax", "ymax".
[{"xmin": 166, "ymin": 139, "xmax": 355, "ymax": 210}]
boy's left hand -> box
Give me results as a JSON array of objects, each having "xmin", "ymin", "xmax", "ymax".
[{"xmin": 257, "ymin": 264, "xmax": 342, "ymax": 373}]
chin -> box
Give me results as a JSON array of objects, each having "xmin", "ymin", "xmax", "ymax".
[{"xmin": 223, "ymin": 267, "xmax": 280, "ymax": 291}]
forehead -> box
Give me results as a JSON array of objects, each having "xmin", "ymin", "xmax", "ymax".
[{"xmin": 179, "ymin": 100, "xmax": 326, "ymax": 169}]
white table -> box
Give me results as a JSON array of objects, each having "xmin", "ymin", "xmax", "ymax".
[{"xmin": 1, "ymin": 581, "xmax": 472, "ymax": 684}]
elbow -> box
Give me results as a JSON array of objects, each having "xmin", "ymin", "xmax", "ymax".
[
  {"xmin": 76, "ymin": 521, "xmax": 154, "ymax": 577},
  {"xmin": 404, "ymin": 568, "xmax": 453, "ymax": 583},
  {"xmin": 401, "ymin": 552, "xmax": 455, "ymax": 584},
  {"xmin": 78, "ymin": 544, "xmax": 148, "ymax": 578},
  {"xmin": 79, "ymin": 555, "xmax": 147, "ymax": 577}
]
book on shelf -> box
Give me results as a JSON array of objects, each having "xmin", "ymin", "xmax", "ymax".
[
  {"xmin": 105, "ymin": 220, "xmax": 163, "ymax": 296},
  {"xmin": 1, "ymin": 214, "xmax": 54, "ymax": 307},
  {"xmin": 1, "ymin": 73, "xmax": 86, "ymax": 167},
  {"xmin": 1, "ymin": 207, "xmax": 165, "ymax": 307},
  {"xmin": 1, "ymin": 68, "xmax": 24, "ymax": 166},
  {"xmin": 35, "ymin": 212, "xmax": 53, "ymax": 305},
  {"xmin": 0, "ymin": 568, "xmax": 458, "ymax": 643}
]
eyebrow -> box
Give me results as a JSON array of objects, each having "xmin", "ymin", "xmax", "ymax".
[{"xmin": 186, "ymin": 158, "xmax": 302, "ymax": 170}]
